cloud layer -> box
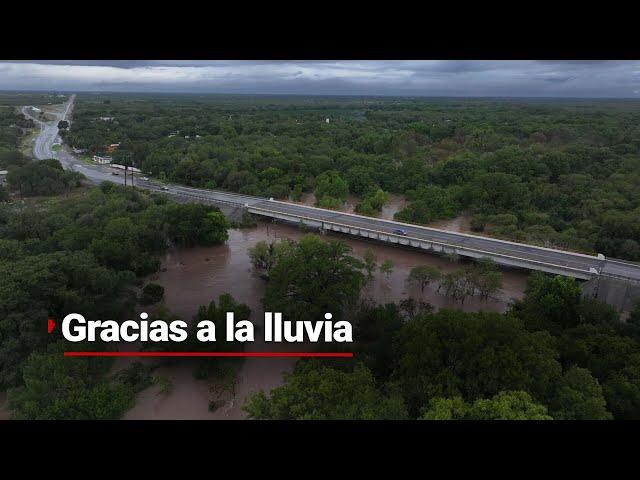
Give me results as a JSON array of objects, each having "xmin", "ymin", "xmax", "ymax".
[{"xmin": 1, "ymin": 60, "xmax": 639, "ymax": 97}]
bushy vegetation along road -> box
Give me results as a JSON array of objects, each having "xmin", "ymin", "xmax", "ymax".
[{"xmin": 62, "ymin": 94, "xmax": 640, "ymax": 260}]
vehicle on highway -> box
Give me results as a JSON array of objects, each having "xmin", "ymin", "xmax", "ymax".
[
  {"xmin": 141, "ymin": 177, "xmax": 149, "ymax": 181},
  {"xmin": 111, "ymin": 172, "xmax": 119, "ymax": 176},
  {"xmin": 161, "ymin": 186, "xmax": 170, "ymax": 191},
  {"xmin": 392, "ymin": 228, "xmax": 408, "ymax": 236}
]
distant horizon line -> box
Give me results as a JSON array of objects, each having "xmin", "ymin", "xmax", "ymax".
[{"xmin": 1, "ymin": 89, "xmax": 639, "ymax": 100}]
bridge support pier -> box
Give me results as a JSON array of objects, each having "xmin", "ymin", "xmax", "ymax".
[{"xmin": 582, "ymin": 276, "xmax": 640, "ymax": 312}]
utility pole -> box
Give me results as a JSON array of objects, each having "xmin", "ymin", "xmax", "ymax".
[
  {"xmin": 125, "ymin": 151, "xmax": 134, "ymax": 188},
  {"xmin": 593, "ymin": 253, "xmax": 607, "ymax": 299}
]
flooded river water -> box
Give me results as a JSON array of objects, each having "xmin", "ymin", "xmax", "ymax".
[{"xmin": 122, "ymin": 220, "xmax": 529, "ymax": 420}]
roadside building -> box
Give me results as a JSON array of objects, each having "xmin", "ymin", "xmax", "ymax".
[
  {"xmin": 106, "ymin": 143, "xmax": 120, "ymax": 153},
  {"xmin": 93, "ymin": 155, "xmax": 113, "ymax": 165}
]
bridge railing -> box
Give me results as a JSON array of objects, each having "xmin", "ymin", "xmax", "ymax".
[
  {"xmin": 135, "ymin": 185, "xmax": 640, "ymax": 283},
  {"xmin": 248, "ymin": 204, "xmax": 597, "ymax": 280},
  {"xmin": 144, "ymin": 187, "xmax": 246, "ymax": 208}
]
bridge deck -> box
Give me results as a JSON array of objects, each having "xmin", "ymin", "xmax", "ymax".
[{"xmin": 248, "ymin": 200, "xmax": 640, "ymax": 283}]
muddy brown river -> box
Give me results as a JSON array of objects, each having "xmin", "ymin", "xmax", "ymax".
[{"xmin": 121, "ymin": 220, "xmax": 530, "ymax": 420}]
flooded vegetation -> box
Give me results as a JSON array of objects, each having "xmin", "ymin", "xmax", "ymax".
[
  {"xmin": 426, "ymin": 211, "xmax": 473, "ymax": 233},
  {"xmin": 293, "ymin": 192, "xmax": 407, "ymax": 222},
  {"xmin": 123, "ymin": 220, "xmax": 530, "ymax": 420},
  {"xmin": 379, "ymin": 194, "xmax": 408, "ymax": 221}
]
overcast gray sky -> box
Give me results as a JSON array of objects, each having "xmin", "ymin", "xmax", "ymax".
[{"xmin": 1, "ymin": 60, "xmax": 639, "ymax": 97}]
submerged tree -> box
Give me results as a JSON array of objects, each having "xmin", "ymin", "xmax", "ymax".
[
  {"xmin": 263, "ymin": 234, "xmax": 365, "ymax": 322},
  {"xmin": 465, "ymin": 258, "xmax": 503, "ymax": 300},
  {"xmin": 380, "ymin": 259, "xmax": 394, "ymax": 279},
  {"xmin": 440, "ymin": 269, "xmax": 473, "ymax": 303},
  {"xmin": 407, "ymin": 265, "xmax": 441, "ymax": 293},
  {"xmin": 363, "ymin": 248, "xmax": 378, "ymax": 281}
]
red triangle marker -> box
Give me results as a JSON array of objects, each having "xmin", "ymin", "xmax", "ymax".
[{"xmin": 47, "ymin": 318, "xmax": 56, "ymax": 334}]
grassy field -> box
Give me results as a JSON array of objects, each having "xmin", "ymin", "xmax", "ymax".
[{"xmin": 19, "ymin": 127, "xmax": 38, "ymax": 158}]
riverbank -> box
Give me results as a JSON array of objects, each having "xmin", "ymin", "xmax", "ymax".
[{"xmin": 121, "ymin": 220, "xmax": 530, "ymax": 420}]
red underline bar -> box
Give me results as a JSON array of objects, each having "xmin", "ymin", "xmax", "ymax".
[{"xmin": 64, "ymin": 351, "xmax": 353, "ymax": 358}]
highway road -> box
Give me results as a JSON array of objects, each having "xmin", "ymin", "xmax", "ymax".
[{"xmin": 22, "ymin": 96, "xmax": 640, "ymax": 284}]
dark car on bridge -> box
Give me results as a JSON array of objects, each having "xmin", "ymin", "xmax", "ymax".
[{"xmin": 392, "ymin": 228, "xmax": 408, "ymax": 236}]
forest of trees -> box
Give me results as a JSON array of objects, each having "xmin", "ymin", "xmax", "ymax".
[
  {"xmin": 62, "ymin": 94, "xmax": 640, "ymax": 260},
  {"xmin": 0, "ymin": 178, "xmax": 230, "ymax": 418},
  {"xmin": 1, "ymin": 92, "xmax": 640, "ymax": 420},
  {"xmin": 243, "ymin": 235, "xmax": 640, "ymax": 420}
]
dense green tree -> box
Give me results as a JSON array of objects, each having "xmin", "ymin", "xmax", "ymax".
[
  {"xmin": 0, "ymin": 183, "xmax": 230, "ymax": 391},
  {"xmin": 356, "ymin": 188, "xmax": 389, "ymax": 216},
  {"xmin": 393, "ymin": 309, "xmax": 562, "ymax": 416},
  {"xmin": 467, "ymin": 172, "xmax": 531, "ymax": 214},
  {"xmin": 549, "ymin": 366, "xmax": 612, "ymax": 420},
  {"xmin": 6, "ymin": 159, "xmax": 83, "ymax": 197},
  {"xmin": 355, "ymin": 303, "xmax": 404, "ymax": 381},
  {"xmin": 512, "ymin": 272, "xmax": 583, "ymax": 333},
  {"xmin": 602, "ymin": 365, "xmax": 640, "ymax": 419},
  {"xmin": 0, "ymin": 251, "xmax": 135, "ymax": 388},
  {"xmin": 263, "ymin": 234, "xmax": 364, "ymax": 322},
  {"xmin": 314, "ymin": 170, "xmax": 349, "ymax": 205},
  {"xmin": 395, "ymin": 185, "xmax": 459, "ymax": 224},
  {"xmin": 243, "ymin": 361, "xmax": 408, "ymax": 420},
  {"xmin": 8, "ymin": 342, "xmax": 133, "ymax": 420},
  {"xmin": 165, "ymin": 203, "xmax": 229, "ymax": 246},
  {"xmin": 421, "ymin": 391, "xmax": 553, "ymax": 420},
  {"xmin": 557, "ymin": 324, "xmax": 640, "ymax": 419},
  {"xmin": 317, "ymin": 196, "xmax": 343, "ymax": 210}
]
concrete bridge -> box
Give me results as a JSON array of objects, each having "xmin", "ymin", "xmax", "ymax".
[
  {"xmin": 22, "ymin": 96, "xmax": 640, "ymax": 291},
  {"xmin": 244, "ymin": 199, "xmax": 640, "ymax": 283},
  {"xmin": 154, "ymin": 184, "xmax": 640, "ymax": 285}
]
